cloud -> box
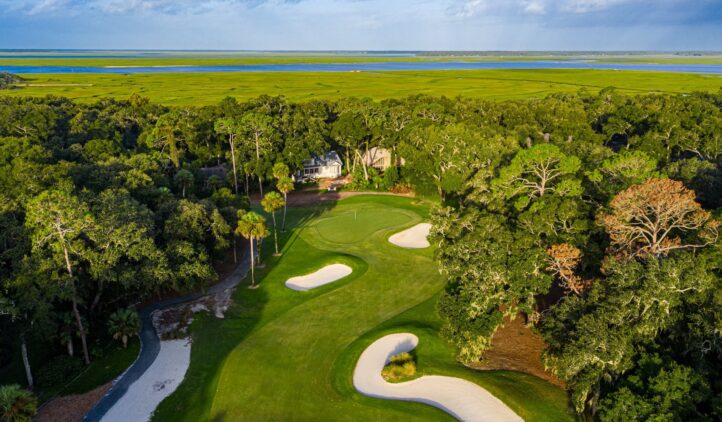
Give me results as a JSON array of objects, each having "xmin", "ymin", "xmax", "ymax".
[
  {"xmin": 452, "ymin": 0, "xmax": 487, "ymax": 18},
  {"xmin": 563, "ymin": 0, "xmax": 628, "ymax": 13},
  {"xmin": 1, "ymin": 0, "xmax": 722, "ymax": 50},
  {"xmin": 523, "ymin": 1, "xmax": 545, "ymax": 14},
  {"xmin": 27, "ymin": 0, "xmax": 70, "ymax": 14},
  {"xmin": 2, "ymin": 0, "xmax": 304, "ymax": 16}
]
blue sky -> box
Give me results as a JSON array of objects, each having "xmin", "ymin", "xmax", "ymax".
[{"xmin": 1, "ymin": 0, "xmax": 722, "ymax": 50}]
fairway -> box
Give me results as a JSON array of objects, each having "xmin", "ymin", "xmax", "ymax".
[
  {"xmin": 152, "ymin": 196, "xmax": 573, "ymax": 421},
  {"xmin": 3, "ymin": 69, "xmax": 722, "ymax": 105}
]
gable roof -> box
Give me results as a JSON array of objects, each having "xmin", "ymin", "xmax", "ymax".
[{"xmin": 302, "ymin": 151, "xmax": 343, "ymax": 168}]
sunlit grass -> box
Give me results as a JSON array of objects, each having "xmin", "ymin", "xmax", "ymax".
[
  {"xmin": 3, "ymin": 69, "xmax": 721, "ymax": 106},
  {"xmin": 154, "ymin": 195, "xmax": 574, "ymax": 421}
]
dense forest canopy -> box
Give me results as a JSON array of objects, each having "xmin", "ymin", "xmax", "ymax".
[{"xmin": 0, "ymin": 88, "xmax": 721, "ymax": 419}]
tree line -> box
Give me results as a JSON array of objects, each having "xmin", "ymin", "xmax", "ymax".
[
  {"xmin": 0, "ymin": 88, "xmax": 721, "ymax": 419},
  {"xmin": 429, "ymin": 89, "xmax": 722, "ymax": 420}
]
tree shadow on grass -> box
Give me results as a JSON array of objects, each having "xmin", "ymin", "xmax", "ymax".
[{"xmin": 151, "ymin": 203, "xmax": 340, "ymax": 422}]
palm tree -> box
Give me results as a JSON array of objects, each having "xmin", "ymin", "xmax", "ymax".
[
  {"xmin": 107, "ymin": 309, "xmax": 140, "ymax": 348},
  {"xmin": 206, "ymin": 175, "xmax": 223, "ymax": 193},
  {"xmin": 276, "ymin": 176, "xmax": 295, "ymax": 232},
  {"xmin": 236, "ymin": 211, "xmax": 269, "ymax": 289},
  {"xmin": 174, "ymin": 169, "xmax": 194, "ymax": 198},
  {"xmin": 0, "ymin": 384, "xmax": 37, "ymax": 422},
  {"xmin": 272, "ymin": 162, "xmax": 290, "ymax": 181},
  {"xmin": 57, "ymin": 313, "xmax": 77, "ymax": 357},
  {"xmin": 261, "ymin": 192, "xmax": 285, "ymax": 256}
]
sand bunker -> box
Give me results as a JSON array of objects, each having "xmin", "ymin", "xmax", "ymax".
[
  {"xmin": 285, "ymin": 264, "xmax": 353, "ymax": 291},
  {"xmin": 101, "ymin": 339, "xmax": 191, "ymax": 422},
  {"xmin": 388, "ymin": 223, "xmax": 432, "ymax": 249},
  {"xmin": 353, "ymin": 333, "xmax": 522, "ymax": 422}
]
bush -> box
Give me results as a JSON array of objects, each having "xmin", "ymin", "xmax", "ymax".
[
  {"xmin": 36, "ymin": 355, "xmax": 83, "ymax": 389},
  {"xmin": 0, "ymin": 384, "xmax": 37, "ymax": 422},
  {"xmin": 0, "ymin": 72, "xmax": 22, "ymax": 90},
  {"xmin": 107, "ymin": 309, "xmax": 140, "ymax": 348},
  {"xmin": 381, "ymin": 352, "xmax": 417, "ymax": 382},
  {"xmin": 381, "ymin": 165, "xmax": 399, "ymax": 190}
]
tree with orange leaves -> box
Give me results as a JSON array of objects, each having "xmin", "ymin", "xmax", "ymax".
[
  {"xmin": 597, "ymin": 178, "xmax": 719, "ymax": 258},
  {"xmin": 546, "ymin": 243, "xmax": 590, "ymax": 295}
]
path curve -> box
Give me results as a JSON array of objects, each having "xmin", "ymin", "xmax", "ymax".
[
  {"xmin": 353, "ymin": 333, "xmax": 523, "ymax": 422},
  {"xmin": 83, "ymin": 246, "xmax": 253, "ymax": 422}
]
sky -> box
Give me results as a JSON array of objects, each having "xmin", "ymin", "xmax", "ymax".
[{"xmin": 1, "ymin": 0, "xmax": 722, "ymax": 51}]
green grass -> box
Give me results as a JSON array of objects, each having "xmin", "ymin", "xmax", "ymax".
[
  {"xmin": 332, "ymin": 296, "xmax": 575, "ymax": 422},
  {"xmin": 59, "ymin": 339, "xmax": 140, "ymax": 395},
  {"xmin": 153, "ymin": 195, "xmax": 573, "ymax": 421},
  {"xmin": 0, "ymin": 337, "xmax": 140, "ymax": 402},
  {"xmin": 2, "ymin": 69, "xmax": 721, "ymax": 105}
]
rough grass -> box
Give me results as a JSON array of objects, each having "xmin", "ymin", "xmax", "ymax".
[
  {"xmin": 2, "ymin": 69, "xmax": 721, "ymax": 105},
  {"xmin": 3, "ymin": 338, "xmax": 141, "ymax": 403},
  {"xmin": 153, "ymin": 195, "xmax": 574, "ymax": 421},
  {"xmin": 60, "ymin": 339, "xmax": 140, "ymax": 396}
]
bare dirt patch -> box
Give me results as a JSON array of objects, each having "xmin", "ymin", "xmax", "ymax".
[
  {"xmin": 35, "ymin": 383, "xmax": 111, "ymax": 422},
  {"xmin": 470, "ymin": 316, "xmax": 564, "ymax": 388}
]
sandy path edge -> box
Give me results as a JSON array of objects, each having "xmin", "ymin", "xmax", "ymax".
[
  {"xmin": 99, "ymin": 340, "xmax": 191, "ymax": 422},
  {"xmin": 83, "ymin": 245, "xmax": 254, "ymax": 422}
]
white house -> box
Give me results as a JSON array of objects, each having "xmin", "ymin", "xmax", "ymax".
[{"xmin": 297, "ymin": 151, "xmax": 343, "ymax": 180}]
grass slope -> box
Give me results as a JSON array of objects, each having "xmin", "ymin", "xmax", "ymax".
[
  {"xmin": 2, "ymin": 69, "xmax": 721, "ymax": 105},
  {"xmin": 153, "ymin": 195, "xmax": 573, "ymax": 421},
  {"xmin": 0, "ymin": 337, "xmax": 140, "ymax": 402}
]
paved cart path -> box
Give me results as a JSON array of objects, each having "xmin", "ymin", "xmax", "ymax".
[{"xmin": 83, "ymin": 246, "xmax": 253, "ymax": 422}]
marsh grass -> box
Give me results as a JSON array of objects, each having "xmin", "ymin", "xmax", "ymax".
[{"xmin": 3, "ymin": 69, "xmax": 721, "ymax": 106}]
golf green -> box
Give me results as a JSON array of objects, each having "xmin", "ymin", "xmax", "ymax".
[{"xmin": 153, "ymin": 196, "xmax": 573, "ymax": 421}]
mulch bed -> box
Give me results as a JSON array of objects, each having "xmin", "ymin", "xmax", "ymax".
[
  {"xmin": 35, "ymin": 383, "xmax": 112, "ymax": 422},
  {"xmin": 469, "ymin": 316, "xmax": 565, "ymax": 388}
]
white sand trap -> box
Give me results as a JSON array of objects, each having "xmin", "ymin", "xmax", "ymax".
[
  {"xmin": 101, "ymin": 339, "xmax": 191, "ymax": 422},
  {"xmin": 285, "ymin": 264, "xmax": 353, "ymax": 291},
  {"xmin": 353, "ymin": 333, "xmax": 523, "ymax": 422},
  {"xmin": 388, "ymin": 223, "xmax": 432, "ymax": 249}
]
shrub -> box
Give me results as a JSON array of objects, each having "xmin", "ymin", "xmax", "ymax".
[
  {"xmin": 0, "ymin": 384, "xmax": 37, "ymax": 422},
  {"xmin": 390, "ymin": 182, "xmax": 413, "ymax": 194},
  {"xmin": 36, "ymin": 355, "xmax": 84, "ymax": 389},
  {"xmin": 382, "ymin": 352, "xmax": 417, "ymax": 382},
  {"xmin": 381, "ymin": 165, "xmax": 399, "ymax": 190},
  {"xmin": 108, "ymin": 309, "xmax": 141, "ymax": 348},
  {"xmin": 0, "ymin": 73, "xmax": 22, "ymax": 90}
]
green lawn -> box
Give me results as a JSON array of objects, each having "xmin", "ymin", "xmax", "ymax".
[
  {"xmin": 60, "ymin": 339, "xmax": 140, "ymax": 395},
  {"xmin": 153, "ymin": 195, "xmax": 573, "ymax": 421},
  {"xmin": 0, "ymin": 337, "xmax": 139, "ymax": 402},
  {"xmin": 2, "ymin": 69, "xmax": 721, "ymax": 105}
]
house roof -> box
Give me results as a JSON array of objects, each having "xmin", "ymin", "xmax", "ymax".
[
  {"xmin": 200, "ymin": 164, "xmax": 228, "ymax": 179},
  {"xmin": 302, "ymin": 151, "xmax": 343, "ymax": 168}
]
